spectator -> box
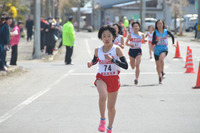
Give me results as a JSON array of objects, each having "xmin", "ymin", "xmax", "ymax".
[
  {"xmin": 123, "ymin": 16, "xmax": 129, "ymax": 37},
  {"xmin": 55, "ymin": 16, "xmax": 61, "ymax": 39},
  {"xmin": 46, "ymin": 22, "xmax": 56, "ymax": 61},
  {"xmin": 40, "ymin": 16, "xmax": 47, "ymax": 52},
  {"xmin": 105, "ymin": 18, "xmax": 111, "ymax": 25},
  {"xmin": 0, "ymin": 16, "xmax": 12, "ymax": 71},
  {"xmin": 25, "ymin": 15, "xmax": 34, "ymax": 41},
  {"xmin": 194, "ymin": 20, "xmax": 198, "ymax": 39},
  {"xmin": 124, "ymin": 16, "xmax": 129, "ymax": 29},
  {"xmin": 62, "ymin": 16, "xmax": 75, "ymax": 65},
  {"xmin": 10, "ymin": 21, "xmax": 24, "ymax": 65}
]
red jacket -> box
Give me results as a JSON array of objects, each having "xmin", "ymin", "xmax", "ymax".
[{"xmin": 10, "ymin": 25, "xmax": 20, "ymax": 46}]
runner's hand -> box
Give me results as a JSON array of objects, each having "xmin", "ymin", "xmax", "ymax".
[
  {"xmin": 87, "ymin": 61, "xmax": 93, "ymax": 68},
  {"xmin": 104, "ymin": 54, "xmax": 112, "ymax": 61},
  {"xmin": 172, "ymin": 44, "xmax": 176, "ymax": 47},
  {"xmin": 157, "ymin": 37, "xmax": 161, "ymax": 42}
]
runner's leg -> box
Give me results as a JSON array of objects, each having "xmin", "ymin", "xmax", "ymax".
[
  {"xmin": 107, "ymin": 91, "xmax": 118, "ymax": 129},
  {"xmin": 135, "ymin": 55, "xmax": 142, "ymax": 79},
  {"xmin": 159, "ymin": 52, "xmax": 166, "ymax": 74},
  {"xmin": 96, "ymin": 80, "xmax": 107, "ymax": 119},
  {"xmin": 129, "ymin": 56, "xmax": 136, "ymax": 69}
]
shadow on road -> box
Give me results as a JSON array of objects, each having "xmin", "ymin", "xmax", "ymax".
[{"xmin": 137, "ymin": 84, "xmax": 160, "ymax": 87}]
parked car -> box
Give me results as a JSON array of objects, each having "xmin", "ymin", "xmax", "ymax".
[
  {"xmin": 144, "ymin": 18, "xmax": 157, "ymax": 31},
  {"xmin": 169, "ymin": 18, "xmax": 184, "ymax": 32},
  {"xmin": 184, "ymin": 14, "xmax": 198, "ymax": 32},
  {"xmin": 138, "ymin": 18, "xmax": 157, "ymax": 31}
]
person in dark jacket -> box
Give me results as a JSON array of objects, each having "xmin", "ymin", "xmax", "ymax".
[
  {"xmin": 25, "ymin": 15, "xmax": 34, "ymax": 41},
  {"xmin": 40, "ymin": 16, "xmax": 47, "ymax": 52},
  {"xmin": 46, "ymin": 22, "xmax": 56, "ymax": 61},
  {"xmin": 0, "ymin": 16, "xmax": 12, "ymax": 71},
  {"xmin": 194, "ymin": 20, "xmax": 198, "ymax": 39}
]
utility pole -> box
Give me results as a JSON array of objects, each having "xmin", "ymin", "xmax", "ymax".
[
  {"xmin": 197, "ymin": 0, "xmax": 200, "ymax": 39},
  {"xmin": 140, "ymin": 0, "xmax": 146, "ymax": 32},
  {"xmin": 33, "ymin": 0, "xmax": 41, "ymax": 59}
]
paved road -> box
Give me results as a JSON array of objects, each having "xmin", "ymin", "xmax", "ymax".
[{"xmin": 0, "ymin": 31, "xmax": 200, "ymax": 133}]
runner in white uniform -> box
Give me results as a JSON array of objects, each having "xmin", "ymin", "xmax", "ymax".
[
  {"xmin": 125, "ymin": 22, "xmax": 145, "ymax": 85},
  {"xmin": 88, "ymin": 25, "xmax": 128, "ymax": 133},
  {"xmin": 146, "ymin": 25, "xmax": 154, "ymax": 59},
  {"xmin": 98, "ymin": 45, "xmax": 120, "ymax": 76},
  {"xmin": 113, "ymin": 23, "xmax": 124, "ymax": 49}
]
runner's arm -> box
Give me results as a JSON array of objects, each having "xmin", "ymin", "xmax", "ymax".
[
  {"xmin": 167, "ymin": 31, "xmax": 175, "ymax": 44},
  {"xmin": 111, "ymin": 56, "xmax": 128, "ymax": 70},
  {"xmin": 125, "ymin": 34, "xmax": 131, "ymax": 46},
  {"xmin": 111, "ymin": 47, "xmax": 128, "ymax": 70},
  {"xmin": 88, "ymin": 48, "xmax": 98, "ymax": 68},
  {"xmin": 91, "ymin": 55, "xmax": 98, "ymax": 65},
  {"xmin": 152, "ymin": 31, "xmax": 157, "ymax": 45}
]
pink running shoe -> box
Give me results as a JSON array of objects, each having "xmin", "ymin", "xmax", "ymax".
[
  {"xmin": 107, "ymin": 128, "xmax": 112, "ymax": 133},
  {"xmin": 98, "ymin": 120, "xmax": 106, "ymax": 132}
]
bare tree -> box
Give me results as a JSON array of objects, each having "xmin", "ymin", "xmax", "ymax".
[{"xmin": 171, "ymin": 0, "xmax": 188, "ymax": 35}]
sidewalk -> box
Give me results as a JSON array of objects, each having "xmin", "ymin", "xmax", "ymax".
[{"xmin": 0, "ymin": 38, "xmax": 61, "ymax": 77}]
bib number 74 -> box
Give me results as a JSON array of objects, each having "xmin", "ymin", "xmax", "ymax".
[{"xmin": 104, "ymin": 65, "xmax": 112, "ymax": 71}]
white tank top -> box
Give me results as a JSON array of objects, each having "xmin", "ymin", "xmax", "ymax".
[
  {"xmin": 147, "ymin": 31, "xmax": 154, "ymax": 41},
  {"xmin": 130, "ymin": 32, "xmax": 143, "ymax": 49},
  {"xmin": 113, "ymin": 34, "xmax": 122, "ymax": 45},
  {"xmin": 98, "ymin": 45, "xmax": 120, "ymax": 76}
]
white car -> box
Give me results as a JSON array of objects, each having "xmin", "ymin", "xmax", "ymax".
[
  {"xmin": 144, "ymin": 18, "xmax": 157, "ymax": 31},
  {"xmin": 138, "ymin": 18, "xmax": 157, "ymax": 31}
]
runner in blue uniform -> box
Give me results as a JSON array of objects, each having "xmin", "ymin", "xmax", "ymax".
[{"xmin": 152, "ymin": 20, "xmax": 176, "ymax": 84}]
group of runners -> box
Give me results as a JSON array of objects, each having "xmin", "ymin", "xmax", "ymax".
[{"xmin": 87, "ymin": 19, "xmax": 175, "ymax": 133}]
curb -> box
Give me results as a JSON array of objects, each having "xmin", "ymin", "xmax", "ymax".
[
  {"xmin": 0, "ymin": 66, "xmax": 23, "ymax": 77},
  {"xmin": 191, "ymin": 39, "xmax": 200, "ymax": 42}
]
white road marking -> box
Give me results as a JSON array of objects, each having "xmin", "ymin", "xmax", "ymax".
[
  {"xmin": 0, "ymin": 69, "xmax": 74, "ymax": 124},
  {"xmin": 173, "ymin": 58, "xmax": 183, "ymax": 61},
  {"xmin": 70, "ymin": 71, "xmax": 183, "ymax": 76},
  {"xmin": 85, "ymin": 39, "xmax": 92, "ymax": 58}
]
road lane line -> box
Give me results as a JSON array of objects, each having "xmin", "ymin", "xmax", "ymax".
[
  {"xmin": 69, "ymin": 72, "xmax": 183, "ymax": 76},
  {"xmin": 85, "ymin": 39, "xmax": 92, "ymax": 58},
  {"xmin": 0, "ymin": 69, "xmax": 74, "ymax": 124}
]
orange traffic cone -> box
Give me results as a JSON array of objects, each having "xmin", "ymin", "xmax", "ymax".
[
  {"xmin": 193, "ymin": 61, "xmax": 200, "ymax": 89},
  {"xmin": 123, "ymin": 29, "xmax": 127, "ymax": 37},
  {"xmin": 185, "ymin": 49, "xmax": 195, "ymax": 73},
  {"xmin": 174, "ymin": 41, "xmax": 182, "ymax": 58},
  {"xmin": 184, "ymin": 46, "xmax": 190, "ymax": 68}
]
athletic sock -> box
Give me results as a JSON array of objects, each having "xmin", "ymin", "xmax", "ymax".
[{"xmin": 107, "ymin": 127, "xmax": 112, "ymax": 130}]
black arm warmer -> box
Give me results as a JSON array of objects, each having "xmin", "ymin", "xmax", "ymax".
[
  {"xmin": 92, "ymin": 55, "xmax": 98, "ymax": 65},
  {"xmin": 152, "ymin": 31, "xmax": 157, "ymax": 45},
  {"xmin": 167, "ymin": 31, "xmax": 175, "ymax": 44},
  {"xmin": 111, "ymin": 56, "xmax": 128, "ymax": 70}
]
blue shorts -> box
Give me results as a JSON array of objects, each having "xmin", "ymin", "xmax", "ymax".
[
  {"xmin": 128, "ymin": 48, "xmax": 142, "ymax": 58},
  {"xmin": 154, "ymin": 45, "xmax": 168, "ymax": 56}
]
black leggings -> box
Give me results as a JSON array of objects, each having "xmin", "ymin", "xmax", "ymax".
[
  {"xmin": 46, "ymin": 46, "xmax": 53, "ymax": 55},
  {"xmin": 154, "ymin": 51, "xmax": 168, "ymax": 61},
  {"xmin": 10, "ymin": 45, "xmax": 18, "ymax": 65}
]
